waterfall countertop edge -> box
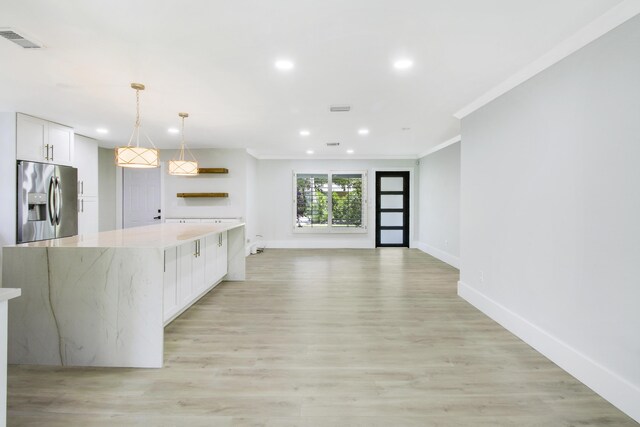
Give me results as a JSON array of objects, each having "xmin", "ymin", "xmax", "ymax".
[{"xmin": 0, "ymin": 288, "xmax": 21, "ymax": 301}]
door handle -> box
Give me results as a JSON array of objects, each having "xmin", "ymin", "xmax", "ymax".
[
  {"xmin": 55, "ymin": 177, "xmax": 62, "ymax": 225},
  {"xmin": 51, "ymin": 145, "xmax": 54, "ymax": 161},
  {"xmin": 81, "ymin": 180, "xmax": 84, "ymax": 195},
  {"xmin": 153, "ymin": 215, "xmax": 161, "ymax": 220},
  {"xmin": 48, "ymin": 177, "xmax": 55, "ymax": 225},
  {"xmin": 81, "ymin": 198, "xmax": 84, "ymax": 213}
]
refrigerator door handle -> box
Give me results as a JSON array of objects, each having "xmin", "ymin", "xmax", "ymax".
[
  {"xmin": 55, "ymin": 177, "xmax": 62, "ymax": 226},
  {"xmin": 48, "ymin": 176, "xmax": 56, "ymax": 225}
]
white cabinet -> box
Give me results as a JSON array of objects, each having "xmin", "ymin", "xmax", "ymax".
[
  {"xmin": 205, "ymin": 232, "xmax": 227, "ymax": 285},
  {"xmin": 177, "ymin": 239, "xmax": 206, "ymax": 306},
  {"xmin": 166, "ymin": 218, "xmax": 201, "ymax": 224},
  {"xmin": 163, "ymin": 232, "xmax": 229, "ymax": 324},
  {"xmin": 75, "ymin": 135, "xmax": 99, "ymax": 235},
  {"xmin": 204, "ymin": 235, "xmax": 218, "ymax": 285},
  {"xmin": 217, "ymin": 231, "xmax": 228, "ymax": 279},
  {"xmin": 16, "ymin": 114, "xmax": 45, "ymax": 162},
  {"xmin": 16, "ymin": 113, "xmax": 74, "ymax": 166},
  {"xmin": 165, "ymin": 218, "xmax": 241, "ymax": 224},
  {"xmin": 74, "ymin": 134, "xmax": 98, "ymax": 197},
  {"xmin": 163, "ymin": 247, "xmax": 179, "ymax": 320},
  {"xmin": 201, "ymin": 218, "xmax": 240, "ymax": 224},
  {"xmin": 78, "ymin": 197, "xmax": 99, "ymax": 235},
  {"xmin": 48, "ymin": 122, "xmax": 74, "ymax": 165}
]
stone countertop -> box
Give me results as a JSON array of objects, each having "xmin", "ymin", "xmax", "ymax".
[
  {"xmin": 10, "ymin": 223, "xmax": 245, "ymax": 249},
  {"xmin": 0, "ymin": 288, "xmax": 21, "ymax": 302}
]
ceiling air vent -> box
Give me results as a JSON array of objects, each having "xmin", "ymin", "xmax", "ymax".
[
  {"xmin": 326, "ymin": 142, "xmax": 340, "ymax": 147},
  {"xmin": 0, "ymin": 29, "xmax": 43, "ymax": 49},
  {"xmin": 329, "ymin": 105, "xmax": 351, "ymax": 112}
]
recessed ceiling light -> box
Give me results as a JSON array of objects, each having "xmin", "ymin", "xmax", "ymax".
[
  {"xmin": 358, "ymin": 128, "xmax": 369, "ymax": 135},
  {"xmin": 393, "ymin": 59, "xmax": 414, "ymax": 70},
  {"xmin": 96, "ymin": 128, "xmax": 108, "ymax": 134},
  {"xmin": 275, "ymin": 59, "xmax": 294, "ymax": 71},
  {"xmin": 346, "ymin": 149, "xmax": 354, "ymax": 154},
  {"xmin": 299, "ymin": 130, "xmax": 310, "ymax": 136},
  {"xmin": 306, "ymin": 150, "xmax": 314, "ymax": 155},
  {"xmin": 168, "ymin": 127, "xmax": 179, "ymax": 134}
]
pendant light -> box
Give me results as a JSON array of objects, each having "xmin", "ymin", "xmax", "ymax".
[
  {"xmin": 168, "ymin": 112, "xmax": 199, "ymax": 176},
  {"xmin": 115, "ymin": 83, "xmax": 160, "ymax": 168}
]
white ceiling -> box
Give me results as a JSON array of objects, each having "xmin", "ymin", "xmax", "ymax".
[{"xmin": 0, "ymin": 0, "xmax": 623, "ymax": 158}]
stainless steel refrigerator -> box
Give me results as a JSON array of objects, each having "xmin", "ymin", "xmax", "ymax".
[{"xmin": 17, "ymin": 160, "xmax": 78, "ymax": 244}]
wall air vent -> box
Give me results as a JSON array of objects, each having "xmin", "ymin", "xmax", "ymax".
[
  {"xmin": 329, "ymin": 105, "xmax": 351, "ymax": 112},
  {"xmin": 0, "ymin": 29, "xmax": 43, "ymax": 49},
  {"xmin": 326, "ymin": 142, "xmax": 340, "ymax": 147}
]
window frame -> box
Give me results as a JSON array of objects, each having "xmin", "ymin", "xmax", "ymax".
[{"xmin": 292, "ymin": 170, "xmax": 368, "ymax": 234}]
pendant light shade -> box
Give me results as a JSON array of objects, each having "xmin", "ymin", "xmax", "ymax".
[
  {"xmin": 168, "ymin": 112, "xmax": 199, "ymax": 176},
  {"xmin": 115, "ymin": 83, "xmax": 159, "ymax": 168}
]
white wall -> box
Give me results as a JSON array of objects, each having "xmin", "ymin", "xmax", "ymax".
[
  {"xmin": 98, "ymin": 148, "xmax": 116, "ymax": 231},
  {"xmin": 256, "ymin": 158, "xmax": 417, "ymax": 248},
  {"xmin": 0, "ymin": 113, "xmax": 17, "ymax": 287},
  {"xmin": 459, "ymin": 16, "xmax": 640, "ymax": 422},
  {"xmin": 417, "ymin": 142, "xmax": 460, "ymax": 268},
  {"xmin": 162, "ymin": 149, "xmax": 247, "ymax": 220},
  {"xmin": 245, "ymin": 152, "xmax": 259, "ymax": 251}
]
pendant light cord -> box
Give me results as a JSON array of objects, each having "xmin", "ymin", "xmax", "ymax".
[
  {"xmin": 126, "ymin": 87, "xmax": 157, "ymax": 149},
  {"xmin": 179, "ymin": 115, "xmax": 186, "ymax": 161}
]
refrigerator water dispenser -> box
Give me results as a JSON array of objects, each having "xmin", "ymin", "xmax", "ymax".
[{"xmin": 27, "ymin": 192, "xmax": 47, "ymax": 221}]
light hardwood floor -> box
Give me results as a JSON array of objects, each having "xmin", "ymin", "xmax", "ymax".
[{"xmin": 7, "ymin": 249, "xmax": 637, "ymax": 426}]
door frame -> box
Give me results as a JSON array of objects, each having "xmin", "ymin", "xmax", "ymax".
[
  {"xmin": 371, "ymin": 167, "xmax": 414, "ymax": 248},
  {"xmin": 116, "ymin": 162, "xmax": 165, "ymax": 229}
]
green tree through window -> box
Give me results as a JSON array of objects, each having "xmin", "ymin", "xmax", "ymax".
[{"xmin": 295, "ymin": 172, "xmax": 366, "ymax": 231}]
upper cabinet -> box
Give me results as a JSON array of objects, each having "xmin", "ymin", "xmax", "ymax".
[
  {"xmin": 16, "ymin": 113, "xmax": 74, "ymax": 166},
  {"xmin": 74, "ymin": 134, "xmax": 98, "ymax": 197}
]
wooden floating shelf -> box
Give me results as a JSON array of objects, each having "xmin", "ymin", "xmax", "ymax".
[
  {"xmin": 177, "ymin": 192, "xmax": 229, "ymax": 198},
  {"xmin": 198, "ymin": 168, "xmax": 229, "ymax": 174}
]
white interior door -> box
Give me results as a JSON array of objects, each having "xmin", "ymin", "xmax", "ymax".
[{"xmin": 123, "ymin": 167, "xmax": 161, "ymax": 229}]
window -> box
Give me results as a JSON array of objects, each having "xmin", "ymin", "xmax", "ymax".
[{"xmin": 294, "ymin": 171, "xmax": 367, "ymax": 232}]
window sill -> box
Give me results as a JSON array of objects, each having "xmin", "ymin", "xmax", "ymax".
[{"xmin": 293, "ymin": 227, "xmax": 367, "ymax": 234}]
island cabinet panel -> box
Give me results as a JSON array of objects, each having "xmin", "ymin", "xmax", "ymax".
[
  {"xmin": 163, "ymin": 247, "xmax": 179, "ymax": 321},
  {"xmin": 217, "ymin": 231, "xmax": 228, "ymax": 279}
]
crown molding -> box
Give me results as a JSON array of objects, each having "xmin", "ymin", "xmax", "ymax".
[
  {"xmin": 246, "ymin": 152, "xmax": 418, "ymax": 160},
  {"xmin": 453, "ymin": 0, "xmax": 640, "ymax": 120},
  {"xmin": 417, "ymin": 135, "xmax": 461, "ymax": 159}
]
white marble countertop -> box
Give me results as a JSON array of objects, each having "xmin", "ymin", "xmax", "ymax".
[
  {"xmin": 11, "ymin": 223, "xmax": 244, "ymax": 249},
  {"xmin": 0, "ymin": 288, "xmax": 21, "ymax": 302}
]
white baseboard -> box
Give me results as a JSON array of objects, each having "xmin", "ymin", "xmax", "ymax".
[
  {"xmin": 415, "ymin": 241, "xmax": 460, "ymax": 268},
  {"xmin": 264, "ymin": 240, "xmax": 373, "ymax": 249},
  {"xmin": 458, "ymin": 281, "xmax": 640, "ymax": 423}
]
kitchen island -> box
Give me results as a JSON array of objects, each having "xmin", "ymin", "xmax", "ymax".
[{"xmin": 1, "ymin": 222, "xmax": 245, "ymax": 368}]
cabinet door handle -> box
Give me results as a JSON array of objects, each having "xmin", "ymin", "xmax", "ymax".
[
  {"xmin": 45, "ymin": 144, "xmax": 50, "ymax": 161},
  {"xmin": 51, "ymin": 145, "xmax": 54, "ymax": 161},
  {"xmin": 81, "ymin": 180, "xmax": 84, "ymax": 195},
  {"xmin": 194, "ymin": 240, "xmax": 198, "ymax": 257},
  {"xmin": 81, "ymin": 198, "xmax": 84, "ymax": 213}
]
